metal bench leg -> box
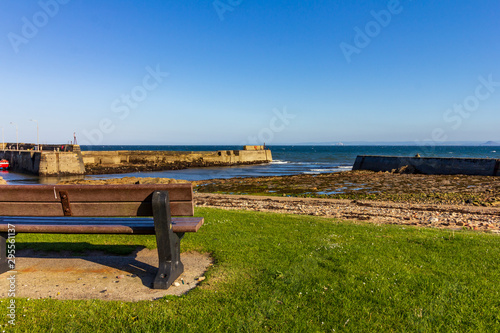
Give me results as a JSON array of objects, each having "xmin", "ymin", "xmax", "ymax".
[
  {"xmin": 152, "ymin": 191, "xmax": 185, "ymax": 289},
  {"xmin": 0, "ymin": 233, "xmax": 11, "ymax": 274}
]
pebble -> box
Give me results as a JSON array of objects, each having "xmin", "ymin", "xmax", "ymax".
[
  {"xmin": 195, "ymin": 194, "xmax": 500, "ymax": 232},
  {"xmin": 173, "ymin": 282, "xmax": 181, "ymax": 287}
]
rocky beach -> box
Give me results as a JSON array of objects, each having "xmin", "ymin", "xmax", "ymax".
[
  {"xmin": 193, "ymin": 170, "xmax": 499, "ymax": 232},
  {"xmin": 83, "ymin": 159, "xmax": 269, "ymax": 175},
  {"xmin": 195, "ymin": 193, "xmax": 500, "ymax": 233},
  {"xmin": 56, "ymin": 170, "xmax": 500, "ymax": 233},
  {"xmin": 194, "ymin": 170, "xmax": 500, "ymax": 206}
]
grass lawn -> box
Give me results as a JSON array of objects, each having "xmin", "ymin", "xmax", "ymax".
[{"xmin": 1, "ymin": 207, "xmax": 499, "ymax": 332}]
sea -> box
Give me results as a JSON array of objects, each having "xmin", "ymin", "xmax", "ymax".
[{"xmin": 2, "ymin": 145, "xmax": 499, "ymax": 185}]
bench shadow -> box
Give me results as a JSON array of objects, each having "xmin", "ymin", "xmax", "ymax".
[{"xmin": 16, "ymin": 242, "xmax": 159, "ymax": 289}]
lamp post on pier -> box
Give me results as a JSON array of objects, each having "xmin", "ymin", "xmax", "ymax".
[
  {"xmin": 30, "ymin": 119, "xmax": 39, "ymax": 150},
  {"xmin": 1, "ymin": 127, "xmax": 4, "ymax": 152},
  {"xmin": 10, "ymin": 122, "xmax": 18, "ymax": 150}
]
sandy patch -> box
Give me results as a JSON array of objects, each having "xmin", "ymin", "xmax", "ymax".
[{"xmin": 0, "ymin": 249, "xmax": 212, "ymax": 302}]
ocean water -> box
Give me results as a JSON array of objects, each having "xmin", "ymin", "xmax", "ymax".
[{"xmin": 2, "ymin": 145, "xmax": 499, "ymax": 184}]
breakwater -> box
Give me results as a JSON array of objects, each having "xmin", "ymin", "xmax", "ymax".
[
  {"xmin": 82, "ymin": 147, "xmax": 272, "ymax": 174},
  {"xmin": 0, "ymin": 144, "xmax": 272, "ymax": 176},
  {"xmin": 0, "ymin": 148, "xmax": 85, "ymax": 176},
  {"xmin": 353, "ymin": 155, "xmax": 500, "ymax": 176}
]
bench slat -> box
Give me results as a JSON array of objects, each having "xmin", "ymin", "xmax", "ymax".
[
  {"xmin": 0, "ymin": 216, "xmax": 155, "ymax": 223},
  {"xmin": 0, "ymin": 217, "xmax": 204, "ymax": 234},
  {"xmin": 0, "ymin": 201, "xmax": 194, "ymax": 217},
  {"xmin": 4, "ymin": 224, "xmax": 147, "ymax": 234},
  {"xmin": 0, "ymin": 184, "xmax": 193, "ymax": 202},
  {"xmin": 0, "ymin": 187, "xmax": 203, "ymax": 290}
]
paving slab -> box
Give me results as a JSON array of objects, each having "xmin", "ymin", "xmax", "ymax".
[{"xmin": 0, "ymin": 249, "xmax": 212, "ymax": 302}]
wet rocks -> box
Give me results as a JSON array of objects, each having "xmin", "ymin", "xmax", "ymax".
[
  {"xmin": 84, "ymin": 159, "xmax": 269, "ymax": 175},
  {"xmin": 391, "ymin": 165, "xmax": 417, "ymax": 174},
  {"xmin": 58, "ymin": 177, "xmax": 189, "ymax": 185},
  {"xmin": 195, "ymin": 170, "xmax": 500, "ymax": 206}
]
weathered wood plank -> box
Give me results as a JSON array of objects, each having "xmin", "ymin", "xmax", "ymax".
[
  {"xmin": 0, "ymin": 184, "xmax": 193, "ymax": 202},
  {"xmin": 0, "ymin": 201, "xmax": 194, "ymax": 217},
  {"xmin": 0, "ymin": 217, "xmax": 204, "ymax": 233}
]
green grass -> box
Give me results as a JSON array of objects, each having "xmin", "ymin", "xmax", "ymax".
[{"xmin": 1, "ymin": 208, "xmax": 500, "ymax": 332}]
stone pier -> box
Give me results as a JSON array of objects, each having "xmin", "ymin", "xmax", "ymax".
[
  {"xmin": 0, "ymin": 145, "xmax": 85, "ymax": 176},
  {"xmin": 0, "ymin": 144, "xmax": 272, "ymax": 176},
  {"xmin": 81, "ymin": 146, "xmax": 272, "ymax": 175}
]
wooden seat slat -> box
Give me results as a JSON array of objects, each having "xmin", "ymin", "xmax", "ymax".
[
  {"xmin": 3, "ymin": 224, "xmax": 148, "ymax": 234},
  {"xmin": 0, "ymin": 201, "xmax": 194, "ymax": 217},
  {"xmin": 0, "ymin": 217, "xmax": 204, "ymax": 234},
  {"xmin": 0, "ymin": 216, "xmax": 156, "ymax": 223},
  {"xmin": 0, "ymin": 184, "xmax": 194, "ymax": 202}
]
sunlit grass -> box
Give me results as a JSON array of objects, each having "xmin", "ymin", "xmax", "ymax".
[{"xmin": 1, "ymin": 207, "xmax": 499, "ymax": 332}]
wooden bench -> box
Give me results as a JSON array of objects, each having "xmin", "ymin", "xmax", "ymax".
[{"xmin": 0, "ymin": 184, "xmax": 203, "ymax": 289}]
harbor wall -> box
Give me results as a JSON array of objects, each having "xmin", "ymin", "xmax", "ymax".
[
  {"xmin": 2, "ymin": 143, "xmax": 78, "ymax": 152},
  {"xmin": 81, "ymin": 149, "xmax": 272, "ymax": 167},
  {"xmin": 0, "ymin": 146, "xmax": 272, "ymax": 176},
  {"xmin": 352, "ymin": 155, "xmax": 500, "ymax": 176},
  {"xmin": 0, "ymin": 149, "xmax": 85, "ymax": 176}
]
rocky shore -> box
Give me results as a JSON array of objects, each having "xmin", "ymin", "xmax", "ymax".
[
  {"xmin": 195, "ymin": 170, "xmax": 500, "ymax": 206},
  {"xmin": 57, "ymin": 176, "xmax": 189, "ymax": 185},
  {"xmin": 195, "ymin": 193, "xmax": 500, "ymax": 233},
  {"xmin": 84, "ymin": 160, "xmax": 268, "ymax": 175},
  {"xmin": 52, "ymin": 170, "xmax": 499, "ymax": 233}
]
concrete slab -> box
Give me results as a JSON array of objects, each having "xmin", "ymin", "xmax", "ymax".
[{"xmin": 0, "ymin": 249, "xmax": 212, "ymax": 302}]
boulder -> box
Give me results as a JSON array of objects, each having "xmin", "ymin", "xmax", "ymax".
[{"xmin": 391, "ymin": 165, "xmax": 417, "ymax": 174}]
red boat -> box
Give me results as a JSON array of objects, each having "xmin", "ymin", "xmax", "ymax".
[{"xmin": 0, "ymin": 160, "xmax": 9, "ymax": 170}]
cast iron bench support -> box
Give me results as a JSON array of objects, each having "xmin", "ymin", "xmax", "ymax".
[
  {"xmin": 0, "ymin": 232, "xmax": 10, "ymax": 274},
  {"xmin": 0, "ymin": 184, "xmax": 204, "ymax": 290},
  {"xmin": 153, "ymin": 191, "xmax": 185, "ymax": 289}
]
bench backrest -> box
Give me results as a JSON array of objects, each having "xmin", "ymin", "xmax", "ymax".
[{"xmin": 0, "ymin": 184, "xmax": 194, "ymax": 217}]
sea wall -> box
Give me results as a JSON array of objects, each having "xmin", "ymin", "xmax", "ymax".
[
  {"xmin": 0, "ymin": 150, "xmax": 85, "ymax": 176},
  {"xmin": 81, "ymin": 149, "xmax": 273, "ymax": 174},
  {"xmin": 81, "ymin": 149, "xmax": 271, "ymax": 165},
  {"xmin": 38, "ymin": 151, "xmax": 85, "ymax": 175},
  {"xmin": 353, "ymin": 155, "xmax": 500, "ymax": 176},
  {"xmin": 2, "ymin": 143, "xmax": 78, "ymax": 152},
  {"xmin": 0, "ymin": 146, "xmax": 272, "ymax": 176}
]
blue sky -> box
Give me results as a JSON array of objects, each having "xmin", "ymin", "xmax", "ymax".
[{"xmin": 0, "ymin": 0, "xmax": 499, "ymax": 145}]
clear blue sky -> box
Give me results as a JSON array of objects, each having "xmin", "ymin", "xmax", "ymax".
[{"xmin": 1, "ymin": 0, "xmax": 499, "ymax": 145}]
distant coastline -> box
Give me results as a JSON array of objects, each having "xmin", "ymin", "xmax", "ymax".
[{"xmin": 283, "ymin": 141, "xmax": 500, "ymax": 146}]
